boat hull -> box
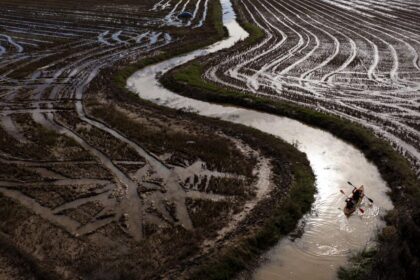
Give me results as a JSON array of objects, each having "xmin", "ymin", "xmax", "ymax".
[{"xmin": 344, "ymin": 186, "xmax": 364, "ymax": 216}]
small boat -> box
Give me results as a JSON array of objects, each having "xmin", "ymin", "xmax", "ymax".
[{"xmin": 344, "ymin": 186, "xmax": 364, "ymax": 216}]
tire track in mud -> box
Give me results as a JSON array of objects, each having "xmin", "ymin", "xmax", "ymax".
[{"xmin": 0, "ymin": 0, "xmax": 269, "ymax": 244}]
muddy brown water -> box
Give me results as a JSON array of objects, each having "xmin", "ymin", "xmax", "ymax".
[{"xmin": 127, "ymin": 0, "xmax": 394, "ymax": 278}]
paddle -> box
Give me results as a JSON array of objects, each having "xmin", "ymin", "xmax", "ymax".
[
  {"xmin": 347, "ymin": 181, "xmax": 374, "ymax": 203},
  {"xmin": 340, "ymin": 190, "xmax": 365, "ymax": 214}
]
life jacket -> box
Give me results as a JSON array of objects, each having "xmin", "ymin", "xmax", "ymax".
[
  {"xmin": 345, "ymin": 198, "xmax": 355, "ymax": 208},
  {"xmin": 353, "ymin": 190, "xmax": 362, "ymax": 201}
]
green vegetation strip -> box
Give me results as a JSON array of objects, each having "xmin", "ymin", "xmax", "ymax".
[{"xmin": 161, "ymin": 22, "xmax": 420, "ymax": 279}]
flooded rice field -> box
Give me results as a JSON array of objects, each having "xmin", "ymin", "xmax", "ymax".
[
  {"xmin": 204, "ymin": 0, "xmax": 420, "ymax": 176},
  {"xmin": 1, "ymin": 0, "xmax": 417, "ymax": 279}
]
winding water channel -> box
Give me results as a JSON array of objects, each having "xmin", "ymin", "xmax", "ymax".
[{"xmin": 127, "ymin": 0, "xmax": 394, "ymax": 278}]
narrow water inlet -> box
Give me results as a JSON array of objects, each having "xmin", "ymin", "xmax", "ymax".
[{"xmin": 127, "ymin": 0, "xmax": 394, "ymax": 279}]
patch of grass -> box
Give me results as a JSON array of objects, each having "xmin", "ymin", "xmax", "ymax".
[
  {"xmin": 206, "ymin": 177, "xmax": 252, "ymax": 198},
  {"xmin": 240, "ymin": 22, "xmax": 265, "ymax": 45},
  {"xmin": 186, "ymin": 197, "xmax": 236, "ymax": 237},
  {"xmin": 337, "ymin": 249, "xmax": 376, "ymax": 280}
]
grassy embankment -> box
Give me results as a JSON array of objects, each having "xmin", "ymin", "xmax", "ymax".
[
  {"xmin": 108, "ymin": 1, "xmax": 316, "ymax": 279},
  {"xmin": 161, "ymin": 18, "xmax": 420, "ymax": 280}
]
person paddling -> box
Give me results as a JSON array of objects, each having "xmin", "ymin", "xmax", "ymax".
[
  {"xmin": 341, "ymin": 183, "xmax": 370, "ymax": 216},
  {"xmin": 345, "ymin": 197, "xmax": 355, "ymax": 209},
  {"xmin": 352, "ymin": 185, "xmax": 364, "ymax": 201}
]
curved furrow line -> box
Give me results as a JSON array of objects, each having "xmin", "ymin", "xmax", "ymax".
[
  {"xmin": 245, "ymin": 0, "xmax": 323, "ymax": 77},
  {"xmin": 193, "ymin": 0, "xmax": 209, "ymax": 28},
  {"xmin": 296, "ymin": 0, "xmax": 392, "ymax": 83},
  {"xmin": 163, "ymin": 0, "xmax": 183, "ymax": 25},
  {"xmin": 250, "ymin": 1, "xmax": 309, "ymax": 77},
  {"xmin": 151, "ymin": 0, "xmax": 167, "ymax": 11},
  {"xmin": 221, "ymin": 0, "xmax": 321, "ymax": 92},
  {"xmin": 98, "ymin": 30, "xmax": 112, "ymax": 46},
  {"xmin": 287, "ymin": 28, "xmax": 337, "ymax": 81},
  {"xmin": 306, "ymin": 0, "xmax": 419, "ymax": 82},
  {"xmin": 323, "ymin": 40, "xmax": 356, "ymax": 83},
  {"xmin": 367, "ymin": 24, "xmax": 420, "ymax": 72},
  {"xmin": 202, "ymin": 0, "xmax": 420, "ymax": 172},
  {"xmin": 0, "ymin": 44, "xmax": 5, "ymax": 56},
  {"xmin": 186, "ymin": 0, "xmax": 202, "ymax": 26},
  {"xmin": 218, "ymin": 1, "xmax": 279, "ymax": 90},
  {"xmin": 215, "ymin": 0, "xmax": 335, "ymax": 91},
  {"xmin": 338, "ymin": 0, "xmax": 420, "ymax": 35},
  {"xmin": 242, "ymin": 1, "xmax": 294, "ymax": 91},
  {"xmin": 275, "ymin": 0, "xmax": 393, "ymax": 86},
  {"xmin": 0, "ymin": 34, "xmax": 23, "ymax": 53},
  {"xmin": 264, "ymin": 0, "xmax": 358, "ymax": 83},
  {"xmin": 218, "ymin": 0, "xmax": 357, "ymax": 91},
  {"xmin": 180, "ymin": 0, "xmax": 191, "ymax": 13},
  {"xmin": 350, "ymin": 27, "xmax": 420, "ymax": 83},
  {"xmin": 289, "ymin": 0, "xmax": 383, "ymax": 83}
]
